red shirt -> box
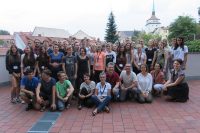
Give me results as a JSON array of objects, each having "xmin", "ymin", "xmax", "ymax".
[
  {"xmin": 150, "ymin": 70, "xmax": 165, "ymax": 84},
  {"xmin": 106, "ymin": 71, "xmax": 120, "ymax": 88}
]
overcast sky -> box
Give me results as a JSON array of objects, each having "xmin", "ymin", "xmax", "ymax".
[{"xmin": 0, "ymin": 0, "xmax": 199, "ymax": 40}]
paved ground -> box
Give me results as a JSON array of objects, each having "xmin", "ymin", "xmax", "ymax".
[{"xmin": 0, "ymin": 80, "xmax": 200, "ymax": 133}]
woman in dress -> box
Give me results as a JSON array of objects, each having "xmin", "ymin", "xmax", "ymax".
[{"xmin": 76, "ymin": 47, "xmax": 90, "ymax": 93}]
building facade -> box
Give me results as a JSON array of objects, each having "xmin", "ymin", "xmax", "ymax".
[{"xmin": 145, "ymin": 0, "xmax": 161, "ymax": 33}]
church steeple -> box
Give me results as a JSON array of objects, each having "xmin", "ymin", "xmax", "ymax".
[
  {"xmin": 145, "ymin": 0, "xmax": 161, "ymax": 33},
  {"xmin": 152, "ymin": 0, "xmax": 155, "ymax": 15}
]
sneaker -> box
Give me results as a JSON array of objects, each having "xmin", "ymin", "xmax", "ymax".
[
  {"xmin": 40, "ymin": 106, "xmax": 46, "ymax": 112},
  {"xmin": 21, "ymin": 100, "xmax": 25, "ymax": 104},
  {"xmin": 25, "ymin": 104, "xmax": 33, "ymax": 111},
  {"xmin": 78, "ymin": 105, "xmax": 82, "ymax": 110},
  {"xmin": 104, "ymin": 106, "xmax": 110, "ymax": 113},
  {"xmin": 11, "ymin": 98, "xmax": 17, "ymax": 104},
  {"xmin": 66, "ymin": 104, "xmax": 70, "ymax": 109},
  {"xmin": 16, "ymin": 98, "xmax": 22, "ymax": 103}
]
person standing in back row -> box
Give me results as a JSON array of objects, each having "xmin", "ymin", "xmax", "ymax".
[
  {"xmin": 76, "ymin": 47, "xmax": 90, "ymax": 95},
  {"xmin": 6, "ymin": 44, "xmax": 21, "ymax": 103},
  {"xmin": 105, "ymin": 43, "xmax": 116, "ymax": 66},
  {"xmin": 49, "ymin": 44, "xmax": 65, "ymax": 81},
  {"xmin": 93, "ymin": 45, "xmax": 106, "ymax": 82},
  {"xmin": 172, "ymin": 37, "xmax": 188, "ymax": 70},
  {"xmin": 63, "ymin": 46, "xmax": 77, "ymax": 88}
]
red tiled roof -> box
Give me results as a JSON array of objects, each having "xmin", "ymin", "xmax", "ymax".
[
  {"xmin": 0, "ymin": 35, "xmax": 14, "ymax": 40},
  {"xmin": 0, "ymin": 47, "xmax": 9, "ymax": 55}
]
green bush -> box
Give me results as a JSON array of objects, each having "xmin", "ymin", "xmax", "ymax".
[
  {"xmin": 0, "ymin": 40, "xmax": 4, "ymax": 46},
  {"xmin": 186, "ymin": 40, "xmax": 200, "ymax": 52}
]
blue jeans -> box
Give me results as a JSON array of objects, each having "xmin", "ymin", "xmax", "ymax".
[
  {"xmin": 91, "ymin": 95, "xmax": 111, "ymax": 112},
  {"xmin": 57, "ymin": 99, "xmax": 66, "ymax": 111}
]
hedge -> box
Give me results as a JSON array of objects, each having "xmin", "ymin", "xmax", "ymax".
[{"xmin": 186, "ymin": 40, "xmax": 200, "ymax": 52}]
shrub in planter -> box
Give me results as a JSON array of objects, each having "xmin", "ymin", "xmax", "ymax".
[{"xmin": 186, "ymin": 40, "xmax": 200, "ymax": 52}]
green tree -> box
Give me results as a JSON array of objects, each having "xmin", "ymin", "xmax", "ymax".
[
  {"xmin": 137, "ymin": 32, "xmax": 161, "ymax": 44},
  {"xmin": 196, "ymin": 24, "xmax": 200, "ymax": 35},
  {"xmin": 0, "ymin": 40, "xmax": 4, "ymax": 46},
  {"xmin": 168, "ymin": 16, "xmax": 197, "ymax": 40},
  {"xmin": 105, "ymin": 12, "xmax": 118, "ymax": 43},
  {"xmin": 131, "ymin": 30, "xmax": 141, "ymax": 41},
  {"xmin": 0, "ymin": 30, "xmax": 10, "ymax": 35}
]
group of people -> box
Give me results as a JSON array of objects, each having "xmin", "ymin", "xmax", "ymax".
[{"xmin": 5, "ymin": 36, "xmax": 189, "ymax": 116}]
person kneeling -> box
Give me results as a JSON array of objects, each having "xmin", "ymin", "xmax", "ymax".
[
  {"xmin": 137, "ymin": 64, "xmax": 153, "ymax": 103},
  {"xmin": 56, "ymin": 71, "xmax": 74, "ymax": 111},
  {"xmin": 163, "ymin": 59, "xmax": 189, "ymax": 102},
  {"xmin": 20, "ymin": 69, "xmax": 39, "ymax": 111},
  {"xmin": 78, "ymin": 73, "xmax": 95, "ymax": 110},
  {"xmin": 119, "ymin": 64, "xmax": 138, "ymax": 102},
  {"xmin": 91, "ymin": 72, "xmax": 111, "ymax": 116},
  {"xmin": 150, "ymin": 63, "xmax": 165, "ymax": 97},
  {"xmin": 36, "ymin": 69, "xmax": 57, "ymax": 111}
]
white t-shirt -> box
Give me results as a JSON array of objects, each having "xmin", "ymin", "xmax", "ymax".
[
  {"xmin": 80, "ymin": 81, "xmax": 96, "ymax": 93},
  {"xmin": 96, "ymin": 82, "xmax": 111, "ymax": 97},
  {"xmin": 120, "ymin": 70, "xmax": 137, "ymax": 88},
  {"xmin": 172, "ymin": 46, "xmax": 188, "ymax": 61},
  {"xmin": 137, "ymin": 73, "xmax": 153, "ymax": 93}
]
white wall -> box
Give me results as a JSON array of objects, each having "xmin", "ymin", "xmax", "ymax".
[
  {"xmin": 0, "ymin": 54, "xmax": 199, "ymax": 86},
  {"xmin": 185, "ymin": 54, "xmax": 200, "ymax": 77},
  {"xmin": 0, "ymin": 55, "xmax": 10, "ymax": 85}
]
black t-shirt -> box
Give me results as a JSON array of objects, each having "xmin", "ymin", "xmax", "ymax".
[
  {"xmin": 145, "ymin": 48, "xmax": 157, "ymax": 64},
  {"xmin": 77, "ymin": 55, "xmax": 89, "ymax": 74},
  {"xmin": 36, "ymin": 55, "xmax": 49, "ymax": 71},
  {"xmin": 40, "ymin": 78, "xmax": 56, "ymax": 95},
  {"xmin": 6, "ymin": 54, "xmax": 21, "ymax": 74}
]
